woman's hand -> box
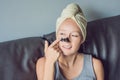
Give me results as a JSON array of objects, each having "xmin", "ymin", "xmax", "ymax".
[{"xmin": 44, "ymin": 39, "xmax": 62, "ymax": 63}]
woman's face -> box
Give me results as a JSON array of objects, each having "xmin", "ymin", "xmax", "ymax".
[{"xmin": 56, "ymin": 18, "xmax": 83, "ymax": 56}]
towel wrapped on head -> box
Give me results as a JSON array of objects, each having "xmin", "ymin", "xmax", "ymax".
[{"xmin": 56, "ymin": 3, "xmax": 87, "ymax": 43}]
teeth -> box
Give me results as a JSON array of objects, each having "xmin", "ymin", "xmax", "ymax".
[{"xmin": 63, "ymin": 45, "xmax": 71, "ymax": 49}]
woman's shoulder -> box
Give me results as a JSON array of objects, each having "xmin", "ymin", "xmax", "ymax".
[
  {"xmin": 78, "ymin": 53, "xmax": 103, "ymax": 72},
  {"xmin": 92, "ymin": 57, "xmax": 103, "ymax": 69},
  {"xmin": 36, "ymin": 57, "xmax": 46, "ymax": 71},
  {"xmin": 84, "ymin": 53, "xmax": 104, "ymax": 79},
  {"xmin": 92, "ymin": 57, "xmax": 104, "ymax": 80},
  {"xmin": 36, "ymin": 57, "xmax": 46, "ymax": 66},
  {"xmin": 36, "ymin": 57, "xmax": 46, "ymax": 80}
]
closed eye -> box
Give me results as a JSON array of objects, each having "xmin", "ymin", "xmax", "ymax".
[
  {"xmin": 60, "ymin": 33, "xmax": 65, "ymax": 35},
  {"xmin": 71, "ymin": 35, "xmax": 79, "ymax": 37}
]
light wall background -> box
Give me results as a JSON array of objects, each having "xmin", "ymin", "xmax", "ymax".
[{"xmin": 0, "ymin": 0, "xmax": 120, "ymax": 42}]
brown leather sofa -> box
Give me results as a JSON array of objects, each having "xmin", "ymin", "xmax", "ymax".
[{"xmin": 0, "ymin": 15, "xmax": 120, "ymax": 80}]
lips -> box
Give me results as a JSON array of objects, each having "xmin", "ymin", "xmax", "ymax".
[{"xmin": 62, "ymin": 45, "xmax": 72, "ymax": 49}]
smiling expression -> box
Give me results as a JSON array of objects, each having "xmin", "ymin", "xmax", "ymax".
[{"xmin": 56, "ymin": 18, "xmax": 83, "ymax": 56}]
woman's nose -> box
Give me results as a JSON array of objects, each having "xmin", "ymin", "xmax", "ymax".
[{"xmin": 60, "ymin": 37, "xmax": 70, "ymax": 42}]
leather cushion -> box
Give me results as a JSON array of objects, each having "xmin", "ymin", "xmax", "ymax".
[{"xmin": 0, "ymin": 37, "xmax": 44, "ymax": 80}]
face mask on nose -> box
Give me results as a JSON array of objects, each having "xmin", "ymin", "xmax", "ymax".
[{"xmin": 60, "ymin": 37, "xmax": 70, "ymax": 42}]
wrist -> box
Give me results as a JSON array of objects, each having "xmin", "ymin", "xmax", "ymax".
[{"xmin": 45, "ymin": 58, "xmax": 56, "ymax": 65}]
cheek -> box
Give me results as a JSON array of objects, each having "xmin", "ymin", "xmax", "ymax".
[
  {"xmin": 56, "ymin": 35, "xmax": 62, "ymax": 40},
  {"xmin": 58, "ymin": 42, "xmax": 63, "ymax": 49},
  {"xmin": 72, "ymin": 40, "xmax": 81, "ymax": 50}
]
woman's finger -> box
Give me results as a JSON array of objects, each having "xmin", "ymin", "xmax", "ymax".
[
  {"xmin": 49, "ymin": 39, "xmax": 60, "ymax": 48},
  {"xmin": 44, "ymin": 40, "xmax": 48, "ymax": 53}
]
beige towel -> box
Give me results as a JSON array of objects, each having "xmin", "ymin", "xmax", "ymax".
[{"xmin": 56, "ymin": 3, "xmax": 87, "ymax": 43}]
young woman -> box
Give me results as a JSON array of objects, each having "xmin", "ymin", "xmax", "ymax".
[{"xmin": 36, "ymin": 3, "xmax": 104, "ymax": 80}]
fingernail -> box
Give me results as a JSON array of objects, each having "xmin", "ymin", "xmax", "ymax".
[{"xmin": 45, "ymin": 40, "xmax": 47, "ymax": 43}]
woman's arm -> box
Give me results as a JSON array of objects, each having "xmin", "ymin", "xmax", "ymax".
[
  {"xmin": 43, "ymin": 58, "xmax": 55, "ymax": 80},
  {"xmin": 36, "ymin": 57, "xmax": 55, "ymax": 80},
  {"xmin": 36, "ymin": 39, "xmax": 61, "ymax": 80},
  {"xmin": 93, "ymin": 58, "xmax": 104, "ymax": 80},
  {"xmin": 36, "ymin": 57, "xmax": 45, "ymax": 80}
]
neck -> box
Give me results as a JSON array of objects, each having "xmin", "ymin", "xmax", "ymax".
[{"xmin": 58, "ymin": 53, "xmax": 78, "ymax": 67}]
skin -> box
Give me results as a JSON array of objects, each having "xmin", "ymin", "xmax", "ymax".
[{"xmin": 36, "ymin": 18, "xmax": 104, "ymax": 80}]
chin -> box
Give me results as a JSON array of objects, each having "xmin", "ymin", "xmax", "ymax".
[{"xmin": 61, "ymin": 51, "xmax": 76, "ymax": 56}]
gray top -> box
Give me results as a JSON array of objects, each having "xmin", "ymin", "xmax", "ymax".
[{"xmin": 55, "ymin": 54, "xmax": 96, "ymax": 80}]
